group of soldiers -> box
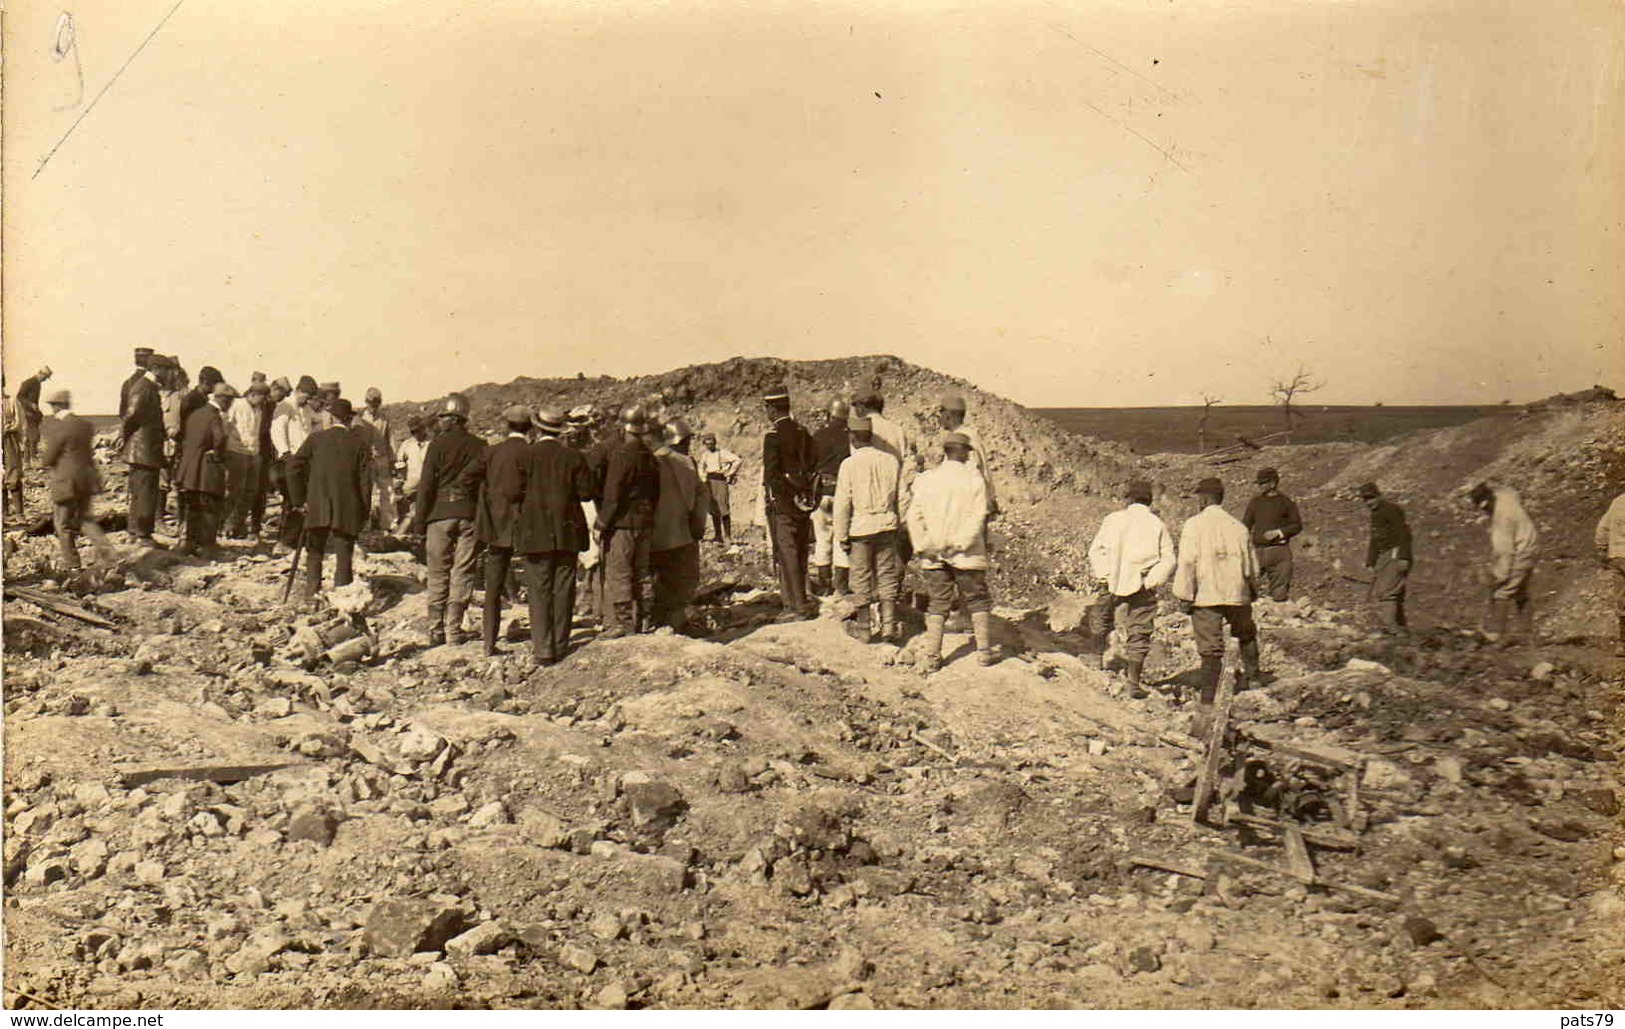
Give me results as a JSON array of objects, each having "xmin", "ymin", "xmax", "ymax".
[{"xmin": 8, "ymin": 352, "xmax": 1625, "ymax": 700}]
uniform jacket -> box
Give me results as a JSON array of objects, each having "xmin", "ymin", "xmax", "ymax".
[
  {"xmin": 118, "ymin": 369, "xmax": 146, "ymax": 421},
  {"xmin": 1367, "ymin": 499, "xmax": 1413, "ymax": 565},
  {"xmin": 17, "ymin": 376, "xmax": 43, "ymax": 419},
  {"xmin": 1089, "ymin": 503, "xmax": 1176, "ymax": 597},
  {"xmin": 762, "ymin": 416, "xmax": 815, "ymax": 515},
  {"xmin": 177, "ymin": 403, "xmax": 229, "ymax": 495},
  {"xmin": 287, "ymin": 425, "xmax": 370, "ymax": 535},
  {"xmin": 584, "ymin": 437, "xmax": 614, "ymax": 504},
  {"xmin": 1488, "ymin": 485, "xmax": 1539, "ymax": 580},
  {"xmin": 469, "ymin": 435, "xmax": 530, "ymax": 548},
  {"xmin": 811, "ymin": 423, "xmax": 850, "ymax": 495},
  {"xmin": 1173, "ymin": 504, "xmax": 1259, "ymax": 607},
  {"xmin": 599, "ymin": 436, "xmax": 660, "ymax": 532},
  {"xmin": 120, "ymin": 373, "xmax": 166, "ymax": 468},
  {"xmin": 1243, "ymin": 491, "xmax": 1303, "ymax": 547},
  {"xmin": 1596, "ymin": 493, "xmax": 1625, "ymax": 560},
  {"xmin": 40, "ymin": 412, "xmax": 101, "ymax": 503},
  {"xmin": 652, "ymin": 448, "xmax": 708, "ymax": 551},
  {"xmin": 413, "ymin": 424, "xmax": 486, "ymax": 529},
  {"xmin": 906, "ymin": 459, "xmax": 989, "ymax": 571},
  {"xmin": 516, "ymin": 438, "xmax": 593, "ymax": 554},
  {"xmin": 834, "ymin": 444, "xmax": 901, "ymax": 540}
]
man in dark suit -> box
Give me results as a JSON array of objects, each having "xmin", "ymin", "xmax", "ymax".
[
  {"xmin": 287, "ymin": 397, "xmax": 369, "ymax": 596},
  {"xmin": 596, "ymin": 405, "xmax": 661, "ymax": 637},
  {"xmin": 412, "ymin": 393, "xmax": 487, "ymax": 646},
  {"xmin": 118, "ymin": 349, "xmax": 167, "ymax": 547},
  {"xmin": 517, "ymin": 408, "xmax": 594, "ymax": 664},
  {"xmin": 466, "ymin": 405, "xmax": 533, "ymax": 655},
  {"xmin": 176, "ymin": 382, "xmax": 233, "ymax": 556},
  {"xmin": 39, "ymin": 389, "xmax": 115, "ymax": 571},
  {"xmin": 762, "ymin": 385, "xmax": 818, "ymax": 622},
  {"xmin": 118, "ymin": 348, "xmax": 155, "ymax": 420}
]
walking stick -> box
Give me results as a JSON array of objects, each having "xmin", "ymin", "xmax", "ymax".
[{"xmin": 281, "ymin": 528, "xmax": 306, "ymax": 604}]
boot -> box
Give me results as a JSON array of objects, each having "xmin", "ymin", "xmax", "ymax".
[
  {"xmin": 447, "ymin": 603, "xmax": 468, "ymax": 645},
  {"xmin": 810, "ymin": 564, "xmax": 831, "ymax": 597},
  {"xmin": 1377, "ymin": 600, "xmax": 1401, "ymax": 629},
  {"xmin": 1238, "ymin": 639, "xmax": 1264, "ymax": 689},
  {"xmin": 1124, "ymin": 658, "xmax": 1146, "ymax": 699},
  {"xmin": 482, "ymin": 606, "xmax": 502, "ymax": 656},
  {"xmin": 1483, "ymin": 598, "xmax": 1511, "ymax": 643},
  {"xmin": 880, "ymin": 601, "xmax": 900, "ymax": 644},
  {"xmin": 832, "ymin": 566, "xmax": 850, "ymax": 597},
  {"xmin": 971, "ymin": 611, "xmax": 997, "ymax": 665},
  {"xmin": 844, "ymin": 604, "xmax": 874, "ymax": 642},
  {"xmin": 921, "ymin": 614, "xmax": 947, "ymax": 673},
  {"xmin": 1511, "ymin": 600, "xmax": 1534, "ymax": 644},
  {"xmin": 1196, "ymin": 655, "xmax": 1224, "ymax": 707}
]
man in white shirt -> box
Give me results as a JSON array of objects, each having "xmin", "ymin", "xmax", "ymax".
[
  {"xmin": 935, "ymin": 394, "xmax": 999, "ymax": 519},
  {"xmin": 224, "ymin": 380, "xmax": 266, "ymax": 539},
  {"xmin": 1172, "ymin": 477, "xmax": 1263, "ymax": 735},
  {"xmin": 834, "ymin": 416, "xmax": 902, "ymax": 643},
  {"xmin": 694, "ymin": 431, "xmax": 742, "ymax": 544},
  {"xmin": 357, "ymin": 387, "xmax": 395, "ymax": 531},
  {"xmin": 1087, "ymin": 480, "xmax": 1176, "ymax": 695},
  {"xmin": 270, "ymin": 376, "xmax": 319, "ymax": 554},
  {"xmin": 393, "ymin": 415, "xmax": 431, "ymax": 531},
  {"xmin": 906, "ymin": 432, "xmax": 995, "ymax": 671}
]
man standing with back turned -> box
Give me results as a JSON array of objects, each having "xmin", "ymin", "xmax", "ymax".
[
  {"xmin": 762, "ymin": 385, "xmax": 818, "ymax": 622},
  {"xmin": 1173, "ymin": 477, "xmax": 1262, "ymax": 736},
  {"xmin": 1088, "ymin": 479, "xmax": 1176, "ymax": 696},
  {"xmin": 287, "ymin": 397, "xmax": 369, "ymax": 597},
  {"xmin": 414, "ymin": 394, "xmax": 487, "ymax": 647},
  {"xmin": 1242, "ymin": 467, "xmax": 1302, "ymax": 602}
]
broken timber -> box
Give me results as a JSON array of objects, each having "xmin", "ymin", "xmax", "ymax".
[
  {"xmin": 118, "ymin": 761, "xmax": 299, "ymax": 788},
  {"xmin": 4, "ymin": 585, "xmax": 116, "ymax": 628}
]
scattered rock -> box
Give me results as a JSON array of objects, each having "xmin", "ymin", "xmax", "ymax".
[
  {"xmin": 624, "ymin": 781, "xmax": 686, "ymax": 830},
  {"xmin": 445, "ymin": 921, "xmax": 511, "ymax": 959},
  {"xmin": 594, "ymin": 981, "xmax": 629, "ymax": 1009},
  {"xmin": 225, "ymin": 930, "xmax": 289, "ymax": 977},
  {"xmin": 560, "ymin": 944, "xmax": 599, "ymax": 974},
  {"xmin": 364, "ymin": 898, "xmax": 472, "ymax": 958},
  {"xmin": 1343, "ymin": 658, "xmax": 1390, "ymax": 674},
  {"xmin": 1529, "ymin": 661, "xmax": 1556, "ymax": 682},
  {"xmin": 468, "ymin": 801, "xmax": 509, "ymax": 829},
  {"xmin": 589, "ymin": 910, "xmax": 626, "ymax": 941},
  {"xmin": 286, "ymin": 806, "xmax": 340, "ymax": 847},
  {"xmin": 428, "ymin": 794, "xmax": 471, "ymax": 820},
  {"xmin": 1402, "ymin": 915, "xmax": 1444, "ymax": 947},
  {"xmin": 422, "ymin": 962, "xmax": 459, "ymax": 993},
  {"xmin": 1126, "ymin": 945, "xmax": 1162, "ymax": 974}
]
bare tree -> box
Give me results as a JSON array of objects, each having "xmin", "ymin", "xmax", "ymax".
[
  {"xmin": 1197, "ymin": 392, "xmax": 1221, "ymax": 453},
  {"xmin": 1270, "ymin": 364, "xmax": 1322, "ymax": 443}
]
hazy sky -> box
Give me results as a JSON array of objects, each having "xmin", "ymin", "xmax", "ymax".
[{"xmin": 6, "ymin": 0, "xmax": 1622, "ymax": 411}]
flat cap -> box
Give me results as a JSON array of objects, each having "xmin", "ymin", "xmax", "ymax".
[
  {"xmin": 939, "ymin": 394, "xmax": 967, "ymax": 412},
  {"xmin": 502, "ymin": 404, "xmax": 532, "ymax": 425},
  {"xmin": 1357, "ymin": 481, "xmax": 1381, "ymax": 499},
  {"xmin": 212, "ymin": 382, "xmax": 239, "ymax": 399},
  {"xmin": 44, "ymin": 388, "xmax": 71, "ymax": 406},
  {"xmin": 942, "ymin": 431, "xmax": 972, "ymax": 449},
  {"xmin": 1126, "ymin": 479, "xmax": 1154, "ymax": 504},
  {"xmin": 1256, "ymin": 466, "xmax": 1279, "ymax": 484},
  {"xmin": 296, "ymin": 375, "xmax": 319, "ymax": 394},
  {"xmin": 1195, "ymin": 476, "xmax": 1224, "ymax": 495}
]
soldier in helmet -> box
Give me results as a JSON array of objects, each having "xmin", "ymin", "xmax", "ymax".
[
  {"xmin": 412, "ymin": 393, "xmax": 487, "ymax": 646},
  {"xmin": 595, "ymin": 404, "xmax": 661, "ymax": 636},
  {"xmin": 810, "ymin": 397, "xmax": 853, "ymax": 596},
  {"xmin": 650, "ymin": 418, "xmax": 710, "ymax": 632}
]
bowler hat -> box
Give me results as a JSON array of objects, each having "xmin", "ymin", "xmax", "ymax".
[
  {"xmin": 1256, "ymin": 467, "xmax": 1279, "ymax": 484},
  {"xmin": 329, "ymin": 398, "xmax": 355, "ymax": 421},
  {"xmin": 199, "ymin": 366, "xmax": 223, "ymax": 387}
]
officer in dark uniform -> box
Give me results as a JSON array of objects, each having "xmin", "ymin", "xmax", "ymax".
[
  {"xmin": 762, "ymin": 385, "xmax": 818, "ymax": 622},
  {"xmin": 412, "ymin": 393, "xmax": 487, "ymax": 646}
]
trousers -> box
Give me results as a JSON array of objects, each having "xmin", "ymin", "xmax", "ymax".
[
  {"xmin": 483, "ymin": 546, "xmax": 519, "ymax": 650},
  {"xmin": 127, "ymin": 464, "xmax": 161, "ymax": 539},
  {"xmin": 425, "ymin": 518, "xmax": 481, "ymax": 631},
  {"xmin": 183, "ymin": 491, "xmax": 222, "ymax": 549},
  {"xmin": 1255, "ymin": 544, "xmax": 1292, "ymax": 601},
  {"xmin": 525, "ymin": 551, "xmax": 579, "ymax": 661},
  {"xmin": 810, "ymin": 501, "xmax": 851, "ymax": 569},
  {"xmin": 303, "ymin": 528, "xmax": 356, "ymax": 595},
  {"xmin": 604, "ymin": 527, "xmax": 653, "ymax": 632},
  {"xmin": 769, "ymin": 508, "xmax": 812, "ymax": 610},
  {"xmin": 1191, "ymin": 604, "xmax": 1258, "ymax": 657},
  {"xmin": 53, "ymin": 497, "xmax": 110, "ymax": 569},
  {"xmin": 650, "ymin": 543, "xmax": 701, "ymax": 631},
  {"xmin": 922, "ymin": 565, "xmax": 992, "ymax": 616},
  {"xmin": 226, "ymin": 452, "xmax": 261, "ymax": 536},
  {"xmin": 1090, "ymin": 588, "xmax": 1158, "ymax": 659},
  {"xmin": 849, "ymin": 530, "xmax": 903, "ymax": 605}
]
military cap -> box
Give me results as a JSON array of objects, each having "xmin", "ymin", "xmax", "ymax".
[
  {"xmin": 45, "ymin": 388, "xmax": 71, "ymax": 406},
  {"xmin": 365, "ymin": 387, "xmax": 383, "ymax": 402},
  {"xmin": 942, "ymin": 431, "xmax": 972, "ymax": 449},
  {"xmin": 245, "ymin": 381, "xmax": 270, "ymax": 396},
  {"xmin": 828, "ymin": 398, "xmax": 851, "ymax": 419},
  {"xmin": 133, "ymin": 347, "xmax": 154, "ymax": 364},
  {"xmin": 502, "ymin": 404, "xmax": 532, "ymax": 425},
  {"xmin": 271, "ymin": 376, "xmax": 292, "ymax": 392},
  {"xmin": 763, "ymin": 385, "xmax": 790, "ymax": 402},
  {"xmin": 1256, "ymin": 466, "xmax": 1279, "ymax": 484},
  {"xmin": 1195, "ymin": 476, "xmax": 1225, "ymax": 496},
  {"xmin": 250, "ymin": 371, "xmax": 267, "ymax": 384},
  {"xmin": 1358, "ymin": 482, "xmax": 1381, "ymax": 499},
  {"xmin": 1126, "ymin": 479, "xmax": 1154, "ymax": 504},
  {"xmin": 329, "ymin": 397, "xmax": 355, "ymax": 421},
  {"xmin": 318, "ymin": 381, "xmax": 341, "ymax": 394},
  {"xmin": 296, "ymin": 375, "xmax": 319, "ymax": 394},
  {"xmin": 939, "ymin": 394, "xmax": 967, "ymax": 413},
  {"xmin": 848, "ymin": 415, "xmax": 873, "ymax": 431}
]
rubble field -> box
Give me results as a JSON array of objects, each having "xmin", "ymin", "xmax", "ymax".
[{"xmin": 4, "ymin": 359, "xmax": 1622, "ymax": 1008}]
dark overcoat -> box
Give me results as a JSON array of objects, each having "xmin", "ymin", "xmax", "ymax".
[
  {"xmin": 287, "ymin": 425, "xmax": 370, "ymax": 535},
  {"xmin": 516, "ymin": 438, "xmax": 592, "ymax": 554}
]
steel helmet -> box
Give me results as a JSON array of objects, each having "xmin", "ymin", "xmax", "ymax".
[
  {"xmin": 621, "ymin": 403, "xmax": 649, "ymax": 431},
  {"xmin": 828, "ymin": 398, "xmax": 851, "ymax": 421},
  {"xmin": 663, "ymin": 418, "xmax": 694, "ymax": 446},
  {"xmin": 440, "ymin": 393, "xmax": 471, "ymax": 419}
]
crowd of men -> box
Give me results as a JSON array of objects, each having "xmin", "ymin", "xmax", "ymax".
[{"xmin": 4, "ymin": 351, "xmax": 1624, "ymax": 715}]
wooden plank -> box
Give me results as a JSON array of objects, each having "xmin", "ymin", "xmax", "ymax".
[
  {"xmin": 5, "ymin": 586, "xmax": 116, "ymax": 628},
  {"xmin": 1227, "ymin": 813, "xmax": 1359, "ymax": 851},
  {"xmin": 118, "ymin": 761, "xmax": 299, "ymax": 788},
  {"xmin": 1282, "ymin": 826, "xmax": 1316, "ymax": 885},
  {"xmin": 1128, "ymin": 854, "xmax": 1210, "ymax": 880},
  {"xmin": 1214, "ymin": 852, "xmax": 1401, "ymax": 905},
  {"xmin": 1192, "ymin": 685, "xmax": 1234, "ymax": 826}
]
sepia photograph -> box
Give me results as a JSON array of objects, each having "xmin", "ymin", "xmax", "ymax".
[{"xmin": 2, "ymin": 0, "xmax": 1622, "ymax": 1013}]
